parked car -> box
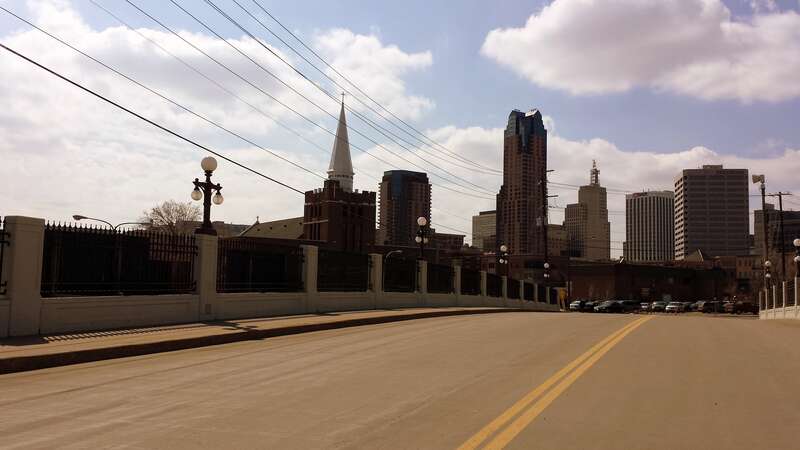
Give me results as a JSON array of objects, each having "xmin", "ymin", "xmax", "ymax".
[
  {"xmin": 682, "ymin": 302, "xmax": 694, "ymax": 312},
  {"xmin": 619, "ymin": 300, "xmax": 640, "ymax": 313},
  {"xmin": 689, "ymin": 301, "xmax": 702, "ymax": 312},
  {"xmin": 583, "ymin": 301, "xmax": 601, "ymax": 312},
  {"xmin": 640, "ymin": 302, "xmax": 652, "ymax": 312},
  {"xmin": 665, "ymin": 302, "xmax": 684, "ymax": 313},
  {"xmin": 651, "ymin": 301, "xmax": 668, "ymax": 312},
  {"xmin": 569, "ymin": 300, "xmax": 586, "ymax": 312},
  {"xmin": 724, "ymin": 301, "xmax": 757, "ymax": 315},
  {"xmin": 594, "ymin": 301, "xmax": 622, "ymax": 313},
  {"xmin": 699, "ymin": 301, "xmax": 723, "ymax": 313}
]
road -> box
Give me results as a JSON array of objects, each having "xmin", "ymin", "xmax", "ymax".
[{"xmin": 1, "ymin": 312, "xmax": 799, "ymax": 449}]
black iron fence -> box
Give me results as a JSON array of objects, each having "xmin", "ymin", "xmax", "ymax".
[
  {"xmin": 0, "ymin": 217, "xmax": 8, "ymax": 295},
  {"xmin": 318, "ymin": 249, "xmax": 369, "ymax": 292},
  {"xmin": 383, "ymin": 256, "xmax": 417, "ymax": 292},
  {"xmin": 524, "ymin": 282, "xmax": 534, "ymax": 301},
  {"xmin": 487, "ymin": 273, "xmax": 502, "ymax": 297},
  {"xmin": 428, "ymin": 263, "xmax": 454, "ymax": 294},
  {"xmin": 507, "ymin": 278, "xmax": 520, "ymax": 299},
  {"xmin": 217, "ymin": 238, "xmax": 303, "ymax": 293},
  {"xmin": 41, "ymin": 223, "xmax": 196, "ymax": 297},
  {"xmin": 461, "ymin": 268, "xmax": 481, "ymax": 296},
  {"xmin": 785, "ymin": 279, "xmax": 795, "ymax": 307},
  {"xmin": 550, "ymin": 287, "xmax": 559, "ymax": 304},
  {"xmin": 538, "ymin": 284, "xmax": 546, "ymax": 302}
]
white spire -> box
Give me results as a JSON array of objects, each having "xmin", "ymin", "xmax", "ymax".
[{"xmin": 327, "ymin": 97, "xmax": 354, "ymax": 192}]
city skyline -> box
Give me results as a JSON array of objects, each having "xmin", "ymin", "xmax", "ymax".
[{"xmin": 0, "ymin": 0, "xmax": 799, "ymax": 258}]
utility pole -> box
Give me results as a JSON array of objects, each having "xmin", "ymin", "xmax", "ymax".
[
  {"xmin": 768, "ymin": 191, "xmax": 793, "ymax": 281},
  {"xmin": 541, "ymin": 169, "xmax": 557, "ymax": 263}
]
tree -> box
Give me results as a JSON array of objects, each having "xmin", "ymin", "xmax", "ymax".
[{"xmin": 141, "ymin": 200, "xmax": 201, "ymax": 234}]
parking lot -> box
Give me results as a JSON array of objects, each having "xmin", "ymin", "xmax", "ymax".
[{"xmin": 569, "ymin": 299, "xmax": 758, "ymax": 315}]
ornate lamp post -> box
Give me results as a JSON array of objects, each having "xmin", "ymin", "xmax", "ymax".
[
  {"xmin": 793, "ymin": 238, "xmax": 800, "ymax": 278},
  {"xmin": 191, "ymin": 156, "xmax": 224, "ymax": 236},
  {"xmin": 764, "ymin": 260, "xmax": 772, "ymax": 309},
  {"xmin": 415, "ymin": 216, "xmax": 430, "ymax": 260},
  {"xmin": 498, "ymin": 244, "xmax": 509, "ymax": 276}
]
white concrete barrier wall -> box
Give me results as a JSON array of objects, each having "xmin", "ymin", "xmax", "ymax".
[
  {"xmin": 759, "ymin": 278, "xmax": 800, "ymax": 320},
  {"xmin": 1, "ymin": 216, "xmax": 560, "ymax": 336}
]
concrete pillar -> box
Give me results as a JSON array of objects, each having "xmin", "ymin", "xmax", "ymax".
[
  {"xmin": 5, "ymin": 216, "xmax": 45, "ymax": 336},
  {"xmin": 454, "ymin": 266, "xmax": 462, "ymax": 302},
  {"xmin": 301, "ymin": 245, "xmax": 318, "ymax": 313},
  {"xmin": 781, "ymin": 281, "xmax": 788, "ymax": 309},
  {"xmin": 546, "ymin": 287, "xmax": 551, "ymax": 305},
  {"xmin": 795, "ymin": 277, "xmax": 799, "ymax": 312},
  {"xmin": 519, "ymin": 280, "xmax": 526, "ymax": 302},
  {"xmin": 194, "ymin": 234, "xmax": 218, "ymax": 321},
  {"xmin": 480, "ymin": 271, "xmax": 487, "ymax": 297},
  {"xmin": 418, "ymin": 260, "xmax": 427, "ymax": 294},
  {"xmin": 369, "ymin": 253, "xmax": 382, "ymax": 309},
  {"xmin": 501, "ymin": 276, "xmax": 508, "ymax": 299},
  {"xmin": 534, "ymin": 283, "xmax": 539, "ymax": 302},
  {"xmin": 772, "ymin": 285, "xmax": 778, "ymax": 311}
]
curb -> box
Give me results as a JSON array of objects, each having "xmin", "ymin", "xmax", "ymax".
[{"xmin": 1, "ymin": 308, "xmax": 528, "ymax": 374}]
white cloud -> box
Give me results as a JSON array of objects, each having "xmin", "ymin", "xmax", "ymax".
[
  {"xmin": 0, "ymin": 0, "xmax": 436, "ymax": 225},
  {"xmin": 314, "ymin": 28, "xmax": 434, "ymax": 120},
  {"xmin": 481, "ymin": 0, "xmax": 800, "ymax": 102}
]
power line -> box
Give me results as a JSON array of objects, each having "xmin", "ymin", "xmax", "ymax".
[
  {"xmin": 217, "ymin": 0, "xmax": 501, "ymax": 177},
  {"xmin": 0, "ymin": 41, "xmax": 305, "ymax": 194},
  {"xmin": 166, "ymin": 0, "xmax": 496, "ymax": 198},
  {"xmin": 123, "ymin": 0, "xmax": 493, "ymax": 201},
  {"xmin": 0, "ymin": 6, "xmax": 326, "ymax": 183},
  {"xmin": 246, "ymin": 0, "xmax": 503, "ymax": 174}
]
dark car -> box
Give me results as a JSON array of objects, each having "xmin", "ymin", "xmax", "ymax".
[
  {"xmin": 651, "ymin": 301, "xmax": 667, "ymax": 312},
  {"xmin": 594, "ymin": 301, "xmax": 621, "ymax": 313},
  {"xmin": 619, "ymin": 300, "xmax": 640, "ymax": 313},
  {"xmin": 724, "ymin": 301, "xmax": 757, "ymax": 315},
  {"xmin": 699, "ymin": 301, "xmax": 723, "ymax": 313},
  {"xmin": 569, "ymin": 300, "xmax": 586, "ymax": 312}
]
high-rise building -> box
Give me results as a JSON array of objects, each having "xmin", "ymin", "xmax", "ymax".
[
  {"xmin": 674, "ymin": 165, "xmax": 749, "ymax": 260},
  {"xmin": 471, "ymin": 210, "xmax": 496, "ymax": 250},
  {"xmin": 496, "ymin": 109, "xmax": 548, "ymax": 258},
  {"xmin": 564, "ymin": 161, "xmax": 611, "ymax": 260},
  {"xmin": 304, "ymin": 101, "xmax": 376, "ymax": 253},
  {"xmin": 624, "ymin": 191, "xmax": 674, "ymax": 262},
  {"xmin": 376, "ymin": 170, "xmax": 431, "ymax": 246},
  {"xmin": 754, "ymin": 204, "xmax": 800, "ymax": 279}
]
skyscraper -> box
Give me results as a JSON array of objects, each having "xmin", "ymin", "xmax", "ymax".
[
  {"xmin": 624, "ymin": 191, "xmax": 674, "ymax": 262},
  {"xmin": 471, "ymin": 210, "xmax": 496, "ymax": 250},
  {"xmin": 376, "ymin": 170, "xmax": 431, "ymax": 246},
  {"xmin": 496, "ymin": 109, "xmax": 547, "ymax": 258},
  {"xmin": 304, "ymin": 100, "xmax": 376, "ymax": 253},
  {"xmin": 564, "ymin": 161, "xmax": 610, "ymax": 260},
  {"xmin": 674, "ymin": 165, "xmax": 749, "ymax": 260}
]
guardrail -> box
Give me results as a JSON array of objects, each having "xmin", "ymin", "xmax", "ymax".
[{"xmin": 758, "ymin": 278, "xmax": 799, "ymax": 320}]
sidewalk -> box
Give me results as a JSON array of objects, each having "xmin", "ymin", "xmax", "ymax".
[{"xmin": 0, "ymin": 307, "xmax": 523, "ymax": 374}]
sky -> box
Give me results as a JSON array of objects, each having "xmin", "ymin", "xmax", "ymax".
[{"xmin": 1, "ymin": 0, "xmax": 799, "ymax": 256}]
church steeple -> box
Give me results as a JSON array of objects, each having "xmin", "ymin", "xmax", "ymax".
[{"xmin": 327, "ymin": 97, "xmax": 354, "ymax": 192}]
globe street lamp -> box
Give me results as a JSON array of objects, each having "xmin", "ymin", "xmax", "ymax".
[
  {"xmin": 415, "ymin": 216, "xmax": 430, "ymax": 260},
  {"xmin": 192, "ymin": 156, "xmax": 224, "ymax": 235},
  {"xmin": 498, "ymin": 244, "xmax": 509, "ymax": 276},
  {"xmin": 793, "ymin": 238, "xmax": 800, "ymax": 277}
]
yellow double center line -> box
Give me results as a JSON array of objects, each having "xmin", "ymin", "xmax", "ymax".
[{"xmin": 458, "ymin": 316, "xmax": 654, "ymax": 450}]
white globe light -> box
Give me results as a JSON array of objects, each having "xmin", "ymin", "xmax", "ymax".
[
  {"xmin": 794, "ymin": 238, "xmax": 800, "ymax": 248},
  {"xmin": 415, "ymin": 236, "xmax": 422, "ymax": 243},
  {"xmin": 423, "ymin": 237, "xmax": 429, "ymax": 244},
  {"xmin": 191, "ymin": 188, "xmax": 202, "ymax": 201},
  {"xmin": 201, "ymin": 156, "xmax": 218, "ymax": 172},
  {"xmin": 765, "ymin": 273, "xmax": 771, "ymax": 278},
  {"xmin": 499, "ymin": 258, "xmax": 505, "ymax": 264},
  {"xmin": 764, "ymin": 260, "xmax": 772, "ymax": 268},
  {"xmin": 500, "ymin": 244, "xmax": 508, "ymax": 253},
  {"xmin": 794, "ymin": 255, "xmax": 800, "ymax": 263},
  {"xmin": 417, "ymin": 216, "xmax": 427, "ymax": 227},
  {"xmin": 212, "ymin": 192, "xmax": 224, "ymax": 205},
  {"xmin": 543, "ymin": 262, "xmax": 550, "ymax": 269}
]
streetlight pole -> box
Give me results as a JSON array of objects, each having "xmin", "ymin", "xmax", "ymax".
[
  {"xmin": 415, "ymin": 216, "xmax": 430, "ymax": 260},
  {"xmin": 793, "ymin": 238, "xmax": 800, "ymax": 280},
  {"xmin": 764, "ymin": 260, "xmax": 773, "ymax": 309},
  {"xmin": 192, "ymin": 157, "xmax": 224, "ymax": 235}
]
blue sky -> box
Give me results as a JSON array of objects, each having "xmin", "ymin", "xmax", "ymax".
[{"xmin": 1, "ymin": 0, "xmax": 799, "ymax": 250}]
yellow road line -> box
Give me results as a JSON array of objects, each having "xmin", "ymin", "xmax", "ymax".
[
  {"xmin": 457, "ymin": 317, "xmax": 648, "ymax": 450},
  {"xmin": 483, "ymin": 316, "xmax": 654, "ymax": 450}
]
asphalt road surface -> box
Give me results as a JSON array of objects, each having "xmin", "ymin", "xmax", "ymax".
[{"xmin": 2, "ymin": 312, "xmax": 799, "ymax": 449}]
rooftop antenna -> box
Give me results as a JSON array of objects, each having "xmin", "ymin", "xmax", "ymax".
[{"xmin": 590, "ymin": 160, "xmax": 600, "ymax": 186}]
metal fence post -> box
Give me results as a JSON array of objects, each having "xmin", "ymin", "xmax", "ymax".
[
  {"xmin": 5, "ymin": 216, "xmax": 45, "ymax": 336},
  {"xmin": 194, "ymin": 234, "xmax": 218, "ymax": 321}
]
